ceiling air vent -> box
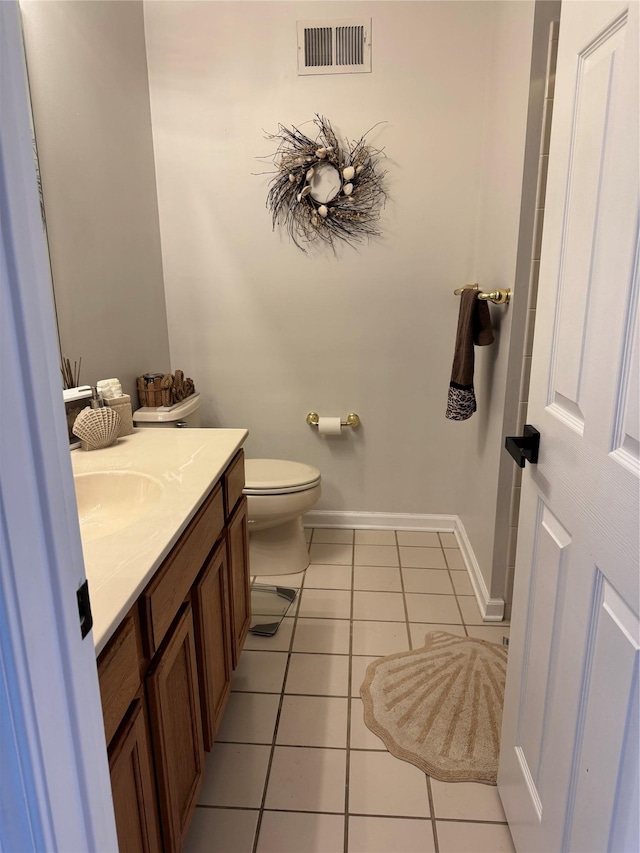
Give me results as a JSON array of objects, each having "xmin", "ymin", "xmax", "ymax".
[{"xmin": 297, "ymin": 19, "xmax": 371, "ymax": 76}]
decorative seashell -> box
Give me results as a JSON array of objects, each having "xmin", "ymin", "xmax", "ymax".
[
  {"xmin": 289, "ymin": 173, "xmax": 296, "ymax": 182},
  {"xmin": 356, "ymin": 165, "xmax": 364, "ymax": 175},
  {"xmin": 343, "ymin": 183, "xmax": 353, "ymax": 196},
  {"xmin": 325, "ymin": 146, "xmax": 334, "ymax": 152},
  {"xmin": 343, "ymin": 166, "xmax": 355, "ymax": 181},
  {"xmin": 297, "ymin": 193, "xmax": 302, "ymax": 202},
  {"xmin": 296, "ymin": 157, "xmax": 304, "ymax": 164},
  {"xmin": 306, "ymin": 168, "xmax": 314, "ymax": 180},
  {"xmin": 73, "ymin": 406, "xmax": 121, "ymax": 451},
  {"xmin": 316, "ymin": 148, "xmax": 327, "ymax": 159},
  {"xmin": 300, "ymin": 185, "xmax": 312, "ymax": 198},
  {"xmin": 312, "ymin": 215, "xmax": 319, "ymax": 226},
  {"xmin": 318, "ymin": 205, "xmax": 328, "ymax": 218}
]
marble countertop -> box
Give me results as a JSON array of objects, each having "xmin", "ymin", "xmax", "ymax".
[{"xmin": 71, "ymin": 428, "xmax": 248, "ymax": 655}]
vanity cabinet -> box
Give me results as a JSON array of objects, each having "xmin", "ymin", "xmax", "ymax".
[
  {"xmin": 99, "ymin": 610, "xmax": 160, "ymax": 853},
  {"xmin": 97, "ymin": 448, "xmax": 250, "ymax": 853},
  {"xmin": 227, "ymin": 496, "xmax": 250, "ymax": 667},
  {"xmin": 146, "ymin": 604, "xmax": 204, "ymax": 852},
  {"xmin": 108, "ymin": 694, "xmax": 161, "ymax": 853},
  {"xmin": 192, "ymin": 539, "xmax": 232, "ymax": 751}
]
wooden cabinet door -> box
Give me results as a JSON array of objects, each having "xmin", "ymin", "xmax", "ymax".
[
  {"xmin": 109, "ymin": 695, "xmax": 162, "ymax": 853},
  {"xmin": 146, "ymin": 604, "xmax": 204, "ymax": 853},
  {"xmin": 226, "ymin": 495, "xmax": 251, "ymax": 668},
  {"xmin": 192, "ymin": 539, "xmax": 232, "ymax": 751}
]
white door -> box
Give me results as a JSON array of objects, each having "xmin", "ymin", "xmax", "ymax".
[{"xmin": 498, "ymin": 2, "xmax": 639, "ymax": 852}]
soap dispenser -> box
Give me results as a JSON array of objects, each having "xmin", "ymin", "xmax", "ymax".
[{"xmin": 90, "ymin": 386, "xmax": 105, "ymax": 408}]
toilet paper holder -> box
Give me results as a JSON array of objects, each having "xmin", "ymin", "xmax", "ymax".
[{"xmin": 306, "ymin": 412, "xmax": 360, "ymax": 428}]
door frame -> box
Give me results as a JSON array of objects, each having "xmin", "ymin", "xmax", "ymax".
[{"xmin": 0, "ymin": 3, "xmax": 117, "ymax": 849}]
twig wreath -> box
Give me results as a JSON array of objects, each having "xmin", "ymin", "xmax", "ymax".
[{"xmin": 261, "ymin": 115, "xmax": 387, "ymax": 253}]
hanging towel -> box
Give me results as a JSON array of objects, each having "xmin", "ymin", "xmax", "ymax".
[{"xmin": 446, "ymin": 289, "xmax": 494, "ymax": 421}]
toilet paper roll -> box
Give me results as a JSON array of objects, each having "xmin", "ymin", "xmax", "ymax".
[{"xmin": 317, "ymin": 416, "xmax": 342, "ymax": 436}]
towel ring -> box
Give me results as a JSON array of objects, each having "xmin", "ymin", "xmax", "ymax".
[{"xmin": 453, "ymin": 283, "xmax": 511, "ymax": 305}]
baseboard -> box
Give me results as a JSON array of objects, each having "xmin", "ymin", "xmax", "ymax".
[
  {"xmin": 303, "ymin": 510, "xmax": 457, "ymax": 532},
  {"xmin": 302, "ymin": 509, "xmax": 505, "ymax": 623},
  {"xmin": 454, "ymin": 519, "xmax": 505, "ymax": 622}
]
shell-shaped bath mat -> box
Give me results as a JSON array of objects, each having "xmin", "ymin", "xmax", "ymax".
[
  {"xmin": 73, "ymin": 406, "xmax": 121, "ymax": 451},
  {"xmin": 360, "ymin": 631, "xmax": 508, "ymax": 785}
]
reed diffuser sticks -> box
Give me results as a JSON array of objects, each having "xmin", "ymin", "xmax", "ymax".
[{"xmin": 61, "ymin": 355, "xmax": 82, "ymax": 389}]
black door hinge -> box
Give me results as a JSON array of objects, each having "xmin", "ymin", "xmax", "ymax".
[{"xmin": 77, "ymin": 580, "xmax": 93, "ymax": 639}]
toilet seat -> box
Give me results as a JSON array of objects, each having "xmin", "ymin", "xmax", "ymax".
[{"xmin": 244, "ymin": 459, "xmax": 321, "ymax": 495}]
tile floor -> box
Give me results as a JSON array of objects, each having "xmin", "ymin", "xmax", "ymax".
[{"xmin": 185, "ymin": 529, "xmax": 514, "ymax": 853}]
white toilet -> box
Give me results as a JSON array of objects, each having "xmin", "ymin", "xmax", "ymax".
[
  {"xmin": 243, "ymin": 459, "xmax": 321, "ymax": 576},
  {"xmin": 133, "ymin": 395, "xmax": 321, "ymax": 576}
]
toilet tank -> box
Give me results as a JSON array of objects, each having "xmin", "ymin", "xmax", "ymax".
[{"xmin": 132, "ymin": 393, "xmax": 201, "ymax": 428}]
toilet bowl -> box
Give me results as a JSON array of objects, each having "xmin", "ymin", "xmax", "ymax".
[{"xmin": 243, "ymin": 459, "xmax": 321, "ymax": 576}]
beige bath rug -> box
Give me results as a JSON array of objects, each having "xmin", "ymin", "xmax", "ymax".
[{"xmin": 360, "ymin": 631, "xmax": 508, "ymax": 785}]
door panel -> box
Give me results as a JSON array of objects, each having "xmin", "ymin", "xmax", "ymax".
[{"xmin": 498, "ymin": 3, "xmax": 639, "ymax": 851}]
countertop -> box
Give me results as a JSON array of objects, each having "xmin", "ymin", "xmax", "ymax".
[{"xmin": 71, "ymin": 428, "xmax": 248, "ymax": 655}]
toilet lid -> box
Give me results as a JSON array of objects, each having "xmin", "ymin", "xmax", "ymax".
[{"xmin": 244, "ymin": 459, "xmax": 321, "ymax": 495}]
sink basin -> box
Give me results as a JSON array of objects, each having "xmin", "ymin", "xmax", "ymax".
[{"xmin": 74, "ymin": 471, "xmax": 163, "ymax": 543}]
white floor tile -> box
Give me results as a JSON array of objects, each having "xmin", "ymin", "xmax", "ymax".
[
  {"xmin": 350, "ymin": 698, "xmax": 386, "ymax": 750},
  {"xmin": 351, "ymin": 621, "xmax": 410, "ymax": 657},
  {"xmin": 243, "ymin": 617, "xmax": 295, "ymax": 652},
  {"xmin": 298, "ymin": 587, "xmax": 352, "ymax": 619},
  {"xmin": 304, "ymin": 563, "xmax": 352, "ymax": 590},
  {"xmin": 312, "ymin": 528, "xmax": 354, "ymax": 544},
  {"xmin": 277, "ymin": 695, "xmax": 349, "ymax": 747},
  {"xmin": 348, "ymin": 815, "xmax": 435, "ymax": 853},
  {"xmin": 257, "ymin": 811, "xmax": 344, "ymax": 853},
  {"xmin": 348, "ymin": 750, "xmax": 430, "ymax": 817},
  {"xmin": 402, "ymin": 568, "xmax": 454, "ymax": 594},
  {"xmin": 405, "ymin": 593, "xmax": 462, "ymax": 624},
  {"xmin": 353, "ymin": 590, "xmax": 406, "ymax": 622},
  {"xmin": 444, "ymin": 548, "xmax": 465, "ymax": 569},
  {"xmin": 450, "ymin": 571, "xmax": 474, "ymax": 595},
  {"xmin": 231, "ymin": 650, "xmax": 289, "ymax": 693},
  {"xmin": 399, "ymin": 546, "xmax": 447, "ymax": 569},
  {"xmin": 409, "ymin": 623, "xmax": 466, "ymax": 648},
  {"xmin": 215, "ymin": 692, "xmax": 280, "ymax": 744},
  {"xmin": 353, "ymin": 565, "xmax": 402, "ymax": 592},
  {"xmin": 430, "ymin": 779, "xmax": 508, "ymax": 821},
  {"xmin": 195, "ymin": 526, "xmax": 519, "ymax": 851},
  {"xmin": 285, "ymin": 652, "xmax": 350, "ymax": 696},
  {"xmin": 436, "ymin": 820, "xmax": 515, "ymax": 852},
  {"xmin": 465, "ymin": 625, "xmax": 510, "ymax": 644},
  {"xmin": 457, "ymin": 595, "xmax": 485, "ymax": 625},
  {"xmin": 198, "ymin": 743, "xmax": 271, "ymax": 808},
  {"xmin": 185, "ymin": 807, "xmax": 258, "ymax": 853},
  {"xmin": 293, "ymin": 618, "xmax": 351, "ymax": 654},
  {"xmin": 354, "ymin": 544, "xmax": 399, "ymax": 567},
  {"xmin": 396, "ymin": 531, "xmax": 441, "ymax": 548},
  {"xmin": 265, "ymin": 746, "xmax": 347, "ymax": 812},
  {"xmin": 350, "ymin": 656, "xmax": 380, "ymax": 697},
  {"xmin": 309, "ymin": 543, "xmax": 353, "ymax": 565},
  {"xmin": 354, "ymin": 529, "xmax": 396, "ymax": 545}
]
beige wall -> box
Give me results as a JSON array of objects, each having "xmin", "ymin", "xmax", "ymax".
[
  {"xmin": 145, "ymin": 1, "xmax": 536, "ymax": 525},
  {"xmin": 145, "ymin": 1, "xmax": 538, "ymax": 597},
  {"xmin": 20, "ymin": 0, "xmax": 171, "ymax": 401}
]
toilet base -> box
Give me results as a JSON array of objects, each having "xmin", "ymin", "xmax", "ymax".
[{"xmin": 248, "ymin": 518, "xmax": 310, "ymax": 576}]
